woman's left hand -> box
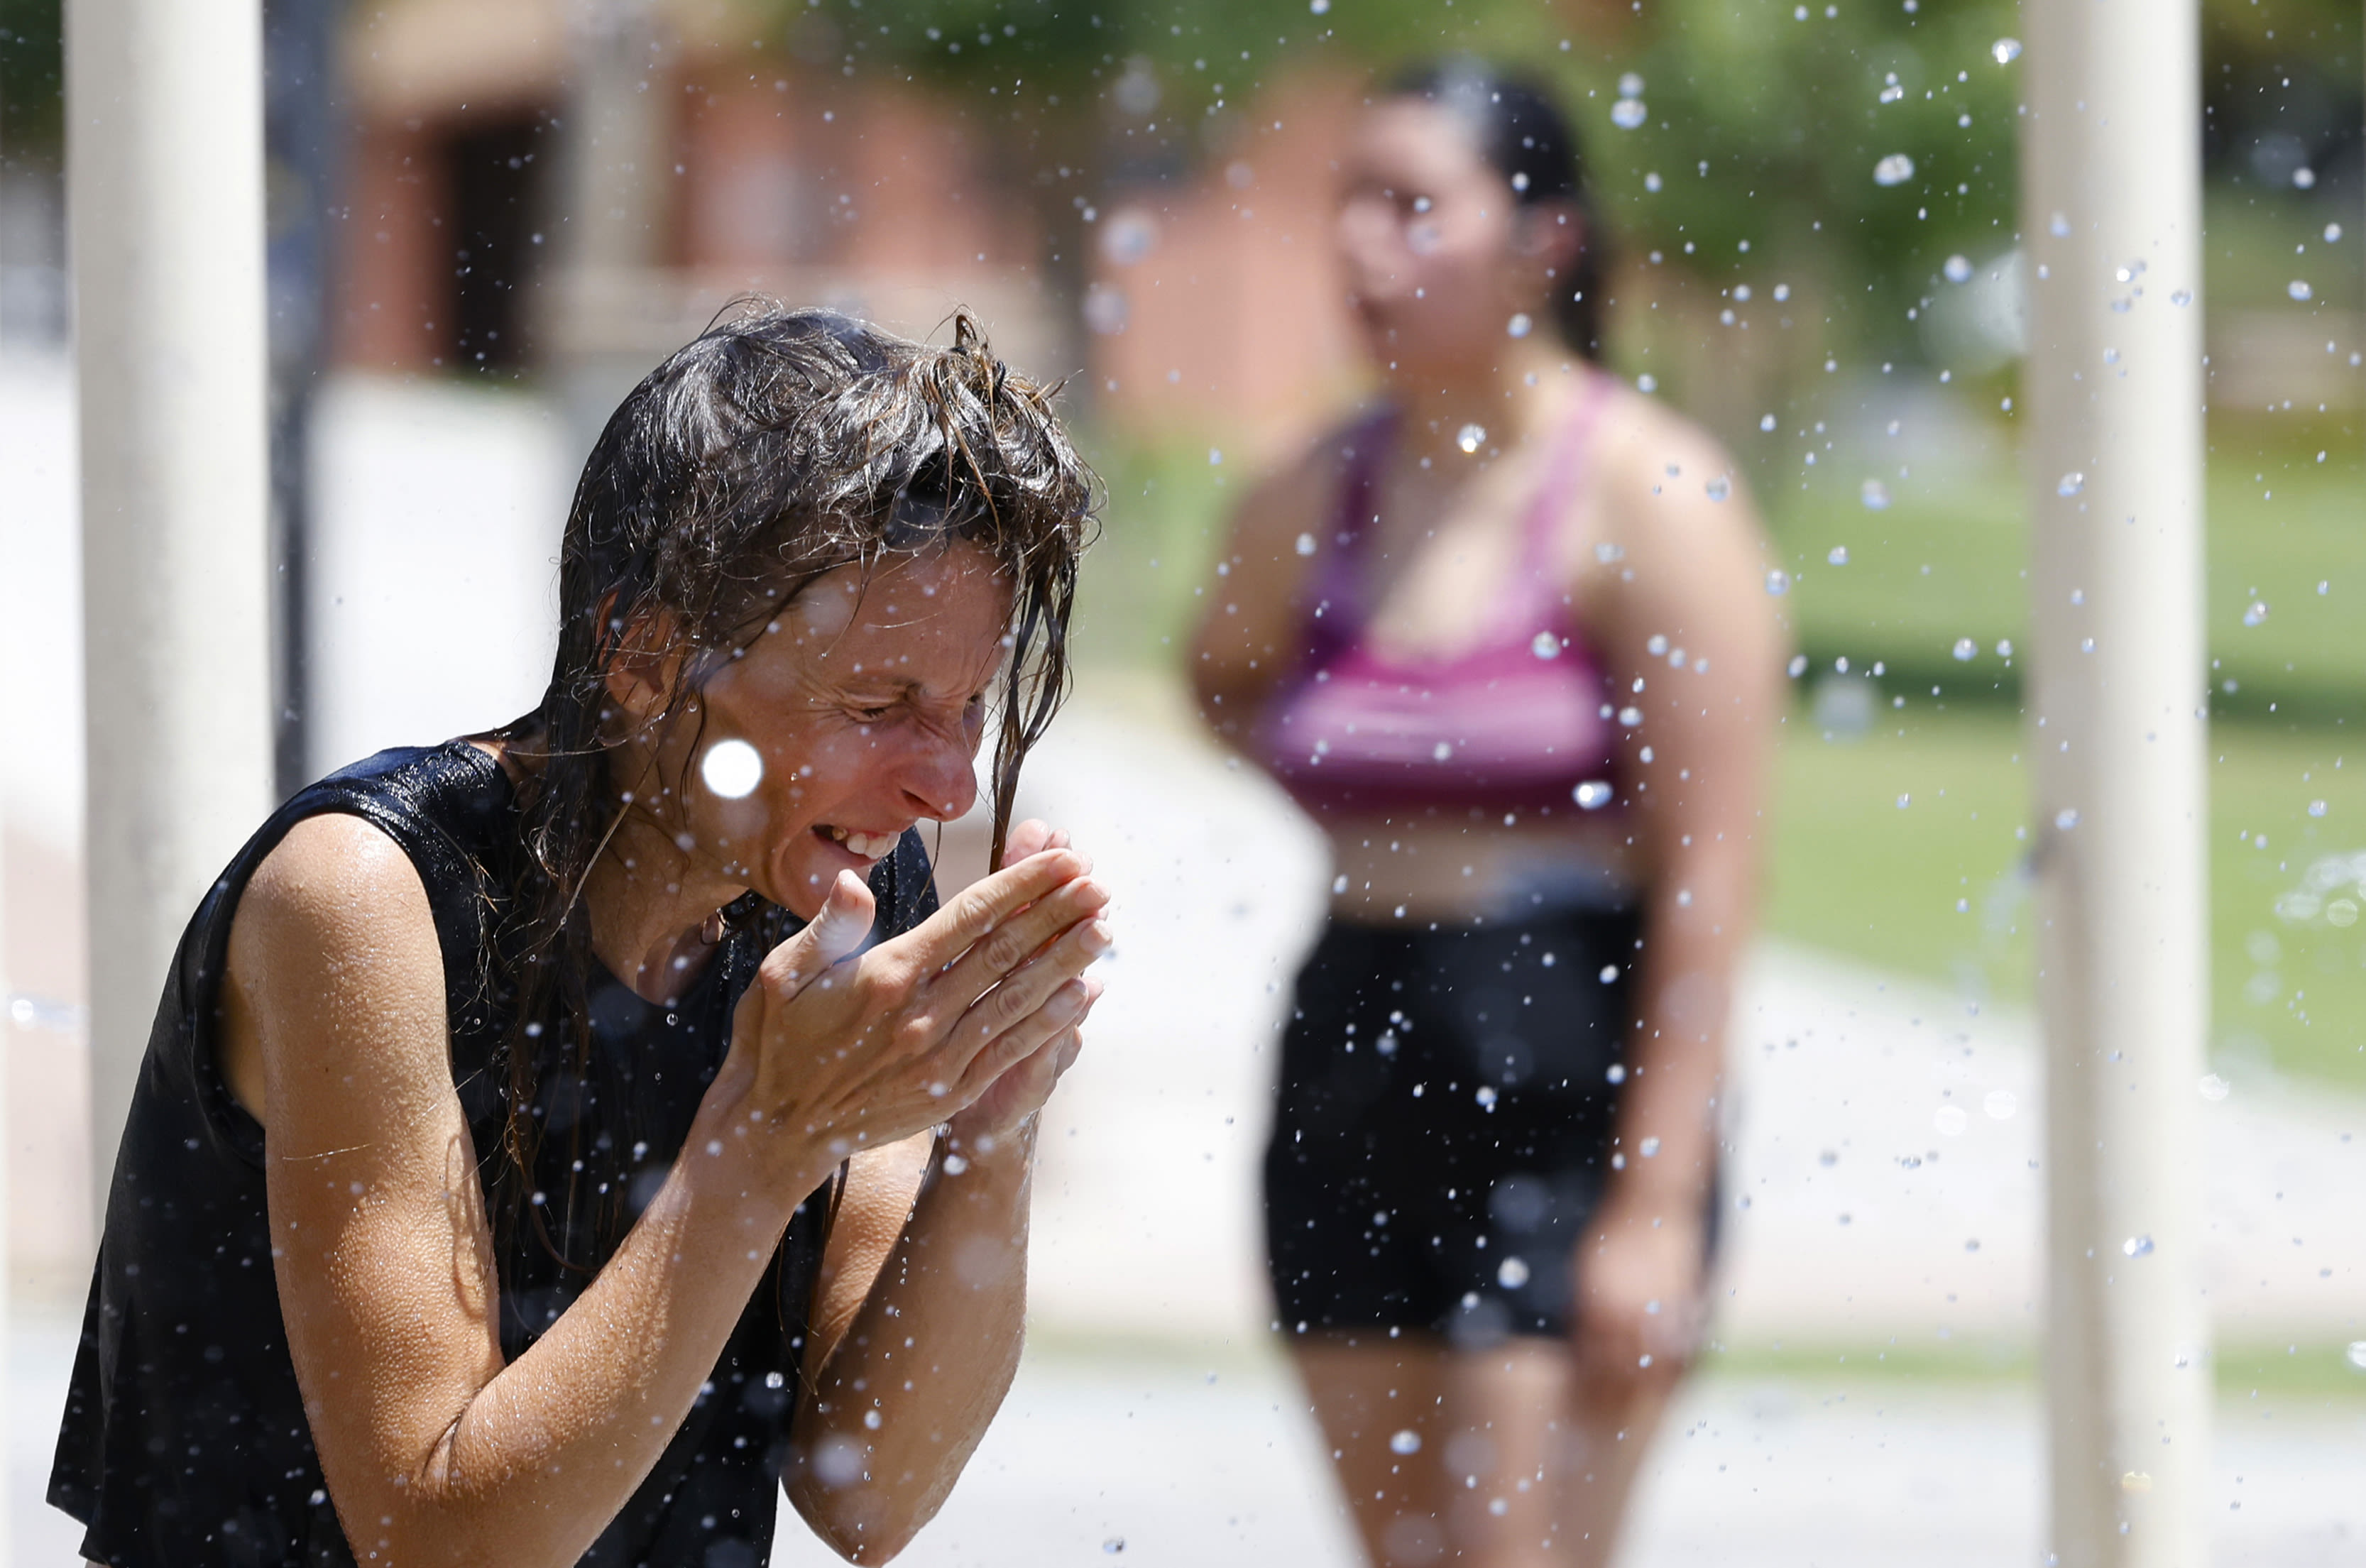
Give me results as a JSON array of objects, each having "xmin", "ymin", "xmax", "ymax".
[
  {"xmin": 945, "ymin": 819, "xmax": 1103, "ymax": 1148},
  {"xmin": 1571, "ymin": 1195, "xmax": 1708, "ymax": 1394}
]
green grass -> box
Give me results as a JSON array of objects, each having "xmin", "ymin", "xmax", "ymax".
[
  {"xmin": 1769, "ymin": 706, "xmax": 2366, "ymax": 1089},
  {"xmin": 1694, "ymin": 1337, "xmax": 2366, "ymax": 1404},
  {"xmin": 1764, "ymin": 417, "xmax": 2366, "ymax": 720}
]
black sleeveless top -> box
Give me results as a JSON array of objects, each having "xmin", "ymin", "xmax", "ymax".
[{"xmin": 48, "ymin": 742, "xmax": 941, "ymax": 1567}]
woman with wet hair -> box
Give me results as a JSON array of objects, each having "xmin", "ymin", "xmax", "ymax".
[
  {"xmin": 53, "ymin": 306, "xmax": 1107, "ymax": 1567},
  {"xmin": 1195, "ymin": 60, "xmax": 1782, "ymax": 1567}
]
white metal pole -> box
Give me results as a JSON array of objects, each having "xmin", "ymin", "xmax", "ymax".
[
  {"xmin": 2020, "ymin": 4, "xmax": 2212, "ymax": 1567},
  {"xmin": 65, "ymin": 0, "xmax": 275, "ymax": 1216}
]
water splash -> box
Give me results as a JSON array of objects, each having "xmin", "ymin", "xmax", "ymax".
[
  {"xmin": 1991, "ymin": 37, "xmax": 2022, "ymax": 63},
  {"xmin": 700, "ymin": 738, "xmax": 765, "ymax": 800},
  {"xmin": 1456, "ymin": 423, "xmax": 1486, "ymax": 454},
  {"xmin": 1952, "ymin": 637, "xmax": 1978, "ymax": 662},
  {"xmin": 1611, "ymin": 98, "xmax": 1648, "ymax": 131},
  {"xmin": 1873, "ymin": 153, "xmax": 1915, "ymax": 187}
]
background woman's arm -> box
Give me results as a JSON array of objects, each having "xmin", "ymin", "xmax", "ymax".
[
  {"xmin": 1575, "ymin": 403, "xmax": 1786, "ymax": 1369},
  {"xmin": 1188, "ymin": 440, "xmax": 1337, "ymax": 741}
]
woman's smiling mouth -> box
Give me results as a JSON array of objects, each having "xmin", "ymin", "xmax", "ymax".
[{"xmin": 814, "ymin": 823, "xmax": 902, "ymax": 860}]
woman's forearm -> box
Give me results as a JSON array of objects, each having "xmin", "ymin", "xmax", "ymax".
[
  {"xmin": 336, "ymin": 1112, "xmax": 820, "ymax": 1568},
  {"xmin": 789, "ymin": 1122, "xmax": 1036, "ymax": 1562},
  {"xmin": 1606, "ymin": 849, "xmax": 1750, "ymax": 1215}
]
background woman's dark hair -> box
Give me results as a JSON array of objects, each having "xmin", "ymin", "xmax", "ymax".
[
  {"xmin": 1386, "ymin": 57, "xmax": 1609, "ymax": 361},
  {"xmin": 491, "ymin": 303, "xmax": 1095, "ymax": 1255}
]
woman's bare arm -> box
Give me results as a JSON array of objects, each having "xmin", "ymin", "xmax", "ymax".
[
  {"xmin": 1573, "ymin": 398, "xmax": 1785, "ymax": 1366},
  {"xmin": 1189, "ymin": 438, "xmax": 1339, "ymax": 741},
  {"xmin": 783, "ymin": 818, "xmax": 1098, "ymax": 1561},
  {"xmin": 223, "ymin": 813, "xmax": 1105, "ymax": 1568}
]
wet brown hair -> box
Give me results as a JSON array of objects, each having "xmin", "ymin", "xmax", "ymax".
[{"xmin": 492, "ymin": 302, "xmax": 1095, "ymax": 1252}]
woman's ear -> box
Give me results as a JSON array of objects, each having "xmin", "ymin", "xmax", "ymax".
[
  {"xmin": 601, "ymin": 606, "xmax": 691, "ymax": 725},
  {"xmin": 1513, "ymin": 199, "xmax": 1584, "ymax": 277}
]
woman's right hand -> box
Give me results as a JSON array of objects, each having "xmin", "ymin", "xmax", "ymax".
[{"xmin": 711, "ymin": 848, "xmax": 1110, "ymax": 1193}]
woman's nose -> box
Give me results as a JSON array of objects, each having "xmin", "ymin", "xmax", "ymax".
[{"xmin": 899, "ymin": 728, "xmax": 981, "ymax": 823}]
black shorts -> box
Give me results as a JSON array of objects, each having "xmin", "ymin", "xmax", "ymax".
[{"xmin": 1264, "ymin": 901, "xmax": 1643, "ymax": 1344}]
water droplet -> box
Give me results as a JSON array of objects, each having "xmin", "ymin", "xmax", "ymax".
[
  {"xmin": 2329, "ymin": 898, "xmax": 2358, "ymax": 928},
  {"xmin": 1943, "ymin": 253, "xmax": 1973, "ymax": 284},
  {"xmin": 1611, "ymin": 98, "xmax": 1648, "ymax": 131},
  {"xmin": 1574, "ymin": 779, "xmax": 1614, "ymax": 810},
  {"xmin": 1606, "ymin": 1062, "xmax": 1627, "ymax": 1082},
  {"xmin": 1599, "ymin": 964, "xmax": 1619, "ymax": 983},
  {"xmin": 2243, "ymin": 600, "xmax": 2269, "ymax": 627},
  {"xmin": 2198, "ymin": 1074, "xmax": 2230, "ymax": 1102},
  {"xmin": 1456, "ymin": 423, "xmax": 1486, "ymax": 454},
  {"xmin": 1618, "ymin": 72, "xmax": 1645, "ymax": 97},
  {"xmin": 2308, "ymin": 799, "xmax": 2328, "ymax": 818},
  {"xmin": 2055, "ymin": 808, "xmax": 2080, "ymax": 830},
  {"xmin": 1332, "ymin": 874, "xmax": 1349, "ymax": 894},
  {"xmin": 1996, "ymin": 639, "xmax": 2014, "ymax": 657},
  {"xmin": 1474, "ymin": 1084, "xmax": 1498, "ymax": 1108},
  {"xmin": 2344, "ymin": 1342, "xmax": 2366, "ymax": 1371},
  {"xmin": 1983, "ymin": 1090, "xmax": 2017, "ymax": 1119},
  {"xmin": 2289, "ymin": 280, "xmax": 2313, "ymax": 302},
  {"xmin": 1934, "ymin": 1105, "xmax": 1968, "ymax": 1136},
  {"xmin": 2049, "ymin": 212, "xmax": 2071, "ymax": 238},
  {"xmin": 1705, "ymin": 475, "xmax": 1731, "ymax": 502},
  {"xmin": 1497, "ymin": 1256, "xmax": 1530, "ymax": 1288},
  {"xmin": 2170, "ymin": 288, "xmax": 2193, "ymax": 306},
  {"xmin": 1952, "ymin": 637, "xmax": 1978, "ymax": 662},
  {"xmin": 1506, "ymin": 312, "xmax": 1533, "ymax": 339},
  {"xmin": 2122, "ymin": 1234, "xmax": 2155, "ymax": 1259},
  {"xmin": 1103, "ymin": 1537, "xmax": 1127, "ymax": 1555},
  {"xmin": 1533, "ymin": 631, "xmax": 1562, "ymax": 659},
  {"xmin": 1639, "ymin": 1136, "xmax": 1660, "ymax": 1157},
  {"xmin": 1828, "ymin": 546, "xmax": 1851, "ymax": 565},
  {"xmin": 2326, "ymin": 222, "xmax": 2345, "ymax": 243},
  {"xmin": 2057, "ymin": 472, "xmax": 2086, "ymax": 497},
  {"xmin": 1873, "ymin": 153, "xmax": 1916, "ymax": 187},
  {"xmin": 1207, "ymin": 447, "xmax": 1223, "ymax": 466},
  {"xmin": 1758, "ymin": 412, "xmax": 1777, "ymax": 432},
  {"xmin": 2293, "ymin": 167, "xmax": 2317, "ymax": 190},
  {"xmin": 700, "ymin": 738, "xmax": 765, "ymax": 800},
  {"xmin": 1991, "ymin": 36, "xmax": 2022, "ymax": 63},
  {"xmin": 1618, "ymin": 706, "xmax": 1644, "ymax": 726},
  {"xmin": 1896, "ymin": 794, "xmax": 1912, "ymax": 809},
  {"xmin": 1432, "ymin": 741, "xmax": 1453, "ymax": 762},
  {"xmin": 1765, "ymin": 569, "xmax": 1792, "ymax": 596},
  {"xmin": 1309, "ymin": 0, "xmax": 1329, "ymax": 10},
  {"xmin": 1859, "ymin": 480, "xmax": 1890, "ymax": 510},
  {"xmin": 1389, "ymin": 1429, "xmax": 1423, "ymax": 1455},
  {"xmin": 1787, "ymin": 654, "xmax": 1809, "ymax": 676}
]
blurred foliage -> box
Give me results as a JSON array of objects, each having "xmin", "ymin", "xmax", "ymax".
[
  {"xmin": 1, "ymin": 0, "xmax": 62, "ymax": 154},
  {"xmin": 793, "ymin": 0, "xmax": 2359, "ymax": 371}
]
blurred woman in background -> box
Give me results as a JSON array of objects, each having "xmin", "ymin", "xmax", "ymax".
[{"xmin": 1193, "ymin": 60, "xmax": 1782, "ymax": 1568}]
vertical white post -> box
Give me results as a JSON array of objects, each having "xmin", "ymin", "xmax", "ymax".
[
  {"xmin": 2020, "ymin": 4, "xmax": 2211, "ymax": 1567},
  {"xmin": 65, "ymin": 0, "xmax": 275, "ymax": 1214}
]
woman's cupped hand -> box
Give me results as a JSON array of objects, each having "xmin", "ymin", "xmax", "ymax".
[{"xmin": 714, "ymin": 820, "xmax": 1109, "ymax": 1192}]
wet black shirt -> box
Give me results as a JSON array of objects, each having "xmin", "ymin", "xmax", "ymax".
[{"xmin": 48, "ymin": 742, "xmax": 939, "ymax": 1567}]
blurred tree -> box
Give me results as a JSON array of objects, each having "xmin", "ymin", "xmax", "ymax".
[{"xmin": 1, "ymin": 0, "xmax": 62, "ymax": 155}]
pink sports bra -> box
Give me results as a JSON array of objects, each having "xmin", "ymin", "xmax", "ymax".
[{"xmin": 1252, "ymin": 388, "xmax": 1621, "ymax": 821}]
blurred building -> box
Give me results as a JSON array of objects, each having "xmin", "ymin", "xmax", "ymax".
[{"xmin": 326, "ymin": 0, "xmax": 1381, "ymax": 459}]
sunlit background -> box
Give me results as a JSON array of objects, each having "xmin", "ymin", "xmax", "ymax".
[{"xmin": 4, "ymin": 0, "xmax": 2364, "ymax": 1561}]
